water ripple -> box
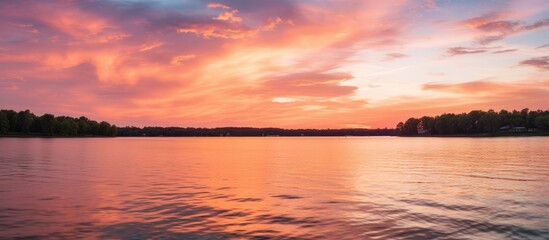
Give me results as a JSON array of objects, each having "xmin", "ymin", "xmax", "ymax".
[{"xmin": 1, "ymin": 137, "xmax": 548, "ymax": 239}]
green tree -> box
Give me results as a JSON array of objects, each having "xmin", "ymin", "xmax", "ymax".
[
  {"xmin": 3, "ymin": 110, "xmax": 18, "ymax": 132},
  {"xmin": 455, "ymin": 113, "xmax": 472, "ymax": 133},
  {"xmin": 40, "ymin": 114, "xmax": 56, "ymax": 136},
  {"xmin": 109, "ymin": 125, "xmax": 118, "ymax": 136},
  {"xmin": 479, "ymin": 110, "xmax": 499, "ymax": 133},
  {"xmin": 528, "ymin": 110, "xmax": 541, "ymax": 128},
  {"xmin": 418, "ymin": 116, "xmax": 435, "ymax": 133},
  {"xmin": 498, "ymin": 109, "xmax": 511, "ymax": 127},
  {"xmin": 509, "ymin": 110, "xmax": 525, "ymax": 126},
  {"xmin": 99, "ymin": 121, "xmax": 112, "ymax": 136},
  {"xmin": 521, "ymin": 108, "xmax": 529, "ymax": 127},
  {"xmin": 88, "ymin": 121, "xmax": 100, "ymax": 135},
  {"xmin": 434, "ymin": 114, "xmax": 456, "ymax": 134},
  {"xmin": 1, "ymin": 109, "xmax": 117, "ymax": 137},
  {"xmin": 467, "ymin": 110, "xmax": 484, "ymax": 133},
  {"xmin": 402, "ymin": 118, "xmax": 420, "ymax": 135},
  {"xmin": 535, "ymin": 116, "xmax": 549, "ymax": 131},
  {"xmin": 396, "ymin": 122, "xmax": 404, "ymax": 133},
  {"xmin": 16, "ymin": 110, "xmax": 35, "ymax": 133},
  {"xmin": 57, "ymin": 118, "xmax": 78, "ymax": 136},
  {"xmin": 77, "ymin": 116, "xmax": 90, "ymax": 135},
  {"xmin": 0, "ymin": 111, "xmax": 9, "ymax": 134}
]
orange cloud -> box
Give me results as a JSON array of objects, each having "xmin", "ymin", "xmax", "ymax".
[
  {"xmin": 170, "ymin": 55, "xmax": 196, "ymax": 65},
  {"xmin": 262, "ymin": 72, "xmax": 356, "ymax": 98},
  {"xmin": 214, "ymin": 10, "xmax": 242, "ymax": 23},
  {"xmin": 207, "ymin": 3, "xmax": 231, "ymax": 9},
  {"xmin": 422, "ymin": 80, "xmax": 508, "ymax": 94},
  {"xmin": 139, "ymin": 42, "xmax": 163, "ymax": 52}
]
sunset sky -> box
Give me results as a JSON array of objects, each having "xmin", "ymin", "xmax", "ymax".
[{"xmin": 1, "ymin": 0, "xmax": 548, "ymax": 128}]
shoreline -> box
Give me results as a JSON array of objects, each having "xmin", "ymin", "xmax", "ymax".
[
  {"xmin": 2, "ymin": 133, "xmax": 548, "ymax": 138},
  {"xmin": 0, "ymin": 134, "xmax": 115, "ymax": 138},
  {"xmin": 400, "ymin": 132, "xmax": 549, "ymax": 137}
]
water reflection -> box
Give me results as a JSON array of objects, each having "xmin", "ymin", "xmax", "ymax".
[{"xmin": 0, "ymin": 137, "xmax": 548, "ymax": 239}]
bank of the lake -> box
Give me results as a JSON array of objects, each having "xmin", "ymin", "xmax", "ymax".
[{"xmin": 400, "ymin": 132, "xmax": 549, "ymax": 137}]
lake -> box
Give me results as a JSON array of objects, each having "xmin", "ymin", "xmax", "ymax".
[{"xmin": 0, "ymin": 137, "xmax": 548, "ymax": 239}]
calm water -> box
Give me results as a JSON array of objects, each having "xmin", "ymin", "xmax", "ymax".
[{"xmin": 0, "ymin": 137, "xmax": 548, "ymax": 239}]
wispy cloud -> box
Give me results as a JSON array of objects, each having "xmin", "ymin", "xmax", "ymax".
[
  {"xmin": 170, "ymin": 55, "xmax": 196, "ymax": 65},
  {"xmin": 139, "ymin": 42, "xmax": 163, "ymax": 52},
  {"xmin": 422, "ymin": 79, "xmax": 505, "ymax": 94},
  {"xmin": 460, "ymin": 13, "xmax": 549, "ymax": 44},
  {"xmin": 519, "ymin": 56, "xmax": 549, "ymax": 71},
  {"xmin": 446, "ymin": 47, "xmax": 487, "ymax": 56},
  {"xmin": 492, "ymin": 49, "xmax": 517, "ymax": 54},
  {"xmin": 384, "ymin": 53, "xmax": 408, "ymax": 61}
]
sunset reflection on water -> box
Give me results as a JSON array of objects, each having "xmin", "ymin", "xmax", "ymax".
[{"xmin": 1, "ymin": 137, "xmax": 548, "ymax": 239}]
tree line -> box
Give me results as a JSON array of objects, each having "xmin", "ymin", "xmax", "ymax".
[
  {"xmin": 397, "ymin": 108, "xmax": 549, "ymax": 135},
  {"xmin": 0, "ymin": 109, "xmax": 117, "ymax": 136},
  {"xmin": 4, "ymin": 108, "xmax": 548, "ymax": 137},
  {"xmin": 117, "ymin": 126, "xmax": 398, "ymax": 137}
]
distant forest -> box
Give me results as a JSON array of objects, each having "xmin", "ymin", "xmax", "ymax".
[
  {"xmin": 397, "ymin": 108, "xmax": 549, "ymax": 136},
  {"xmin": 3, "ymin": 108, "xmax": 549, "ymax": 138},
  {"xmin": 117, "ymin": 127, "xmax": 397, "ymax": 137},
  {"xmin": 0, "ymin": 109, "xmax": 117, "ymax": 136}
]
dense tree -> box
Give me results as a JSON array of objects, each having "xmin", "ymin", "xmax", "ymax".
[
  {"xmin": 2, "ymin": 108, "xmax": 547, "ymax": 137},
  {"xmin": 535, "ymin": 116, "xmax": 549, "ymax": 131},
  {"xmin": 0, "ymin": 109, "xmax": 116, "ymax": 136},
  {"xmin": 109, "ymin": 125, "xmax": 118, "ymax": 136},
  {"xmin": 434, "ymin": 114, "xmax": 454, "ymax": 134},
  {"xmin": 0, "ymin": 111, "xmax": 9, "ymax": 134},
  {"xmin": 528, "ymin": 110, "xmax": 541, "ymax": 128},
  {"xmin": 98, "ymin": 121, "xmax": 113, "ymax": 136},
  {"xmin": 16, "ymin": 110, "xmax": 35, "ymax": 133},
  {"xmin": 418, "ymin": 116, "xmax": 435, "ymax": 133},
  {"xmin": 479, "ymin": 110, "xmax": 499, "ymax": 133},
  {"xmin": 40, "ymin": 114, "xmax": 56, "ymax": 136},
  {"xmin": 77, "ymin": 117, "xmax": 90, "ymax": 134},
  {"xmin": 396, "ymin": 122, "xmax": 404, "ymax": 132},
  {"xmin": 467, "ymin": 110, "xmax": 483, "ymax": 133},
  {"xmin": 401, "ymin": 118, "xmax": 420, "ymax": 135},
  {"xmin": 399, "ymin": 108, "xmax": 549, "ymax": 135},
  {"xmin": 56, "ymin": 117, "xmax": 78, "ymax": 136},
  {"xmin": 455, "ymin": 113, "xmax": 472, "ymax": 134},
  {"xmin": 3, "ymin": 110, "xmax": 18, "ymax": 132}
]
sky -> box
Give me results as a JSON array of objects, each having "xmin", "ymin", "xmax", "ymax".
[{"xmin": 0, "ymin": 0, "xmax": 548, "ymax": 128}]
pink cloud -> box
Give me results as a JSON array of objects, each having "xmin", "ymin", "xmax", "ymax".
[
  {"xmin": 384, "ymin": 53, "xmax": 408, "ymax": 61},
  {"xmin": 519, "ymin": 57, "xmax": 549, "ymax": 71},
  {"xmin": 460, "ymin": 13, "xmax": 549, "ymax": 44},
  {"xmin": 492, "ymin": 49, "xmax": 517, "ymax": 54},
  {"xmin": 446, "ymin": 46, "xmax": 517, "ymax": 56},
  {"xmin": 446, "ymin": 47, "xmax": 487, "ymax": 56}
]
